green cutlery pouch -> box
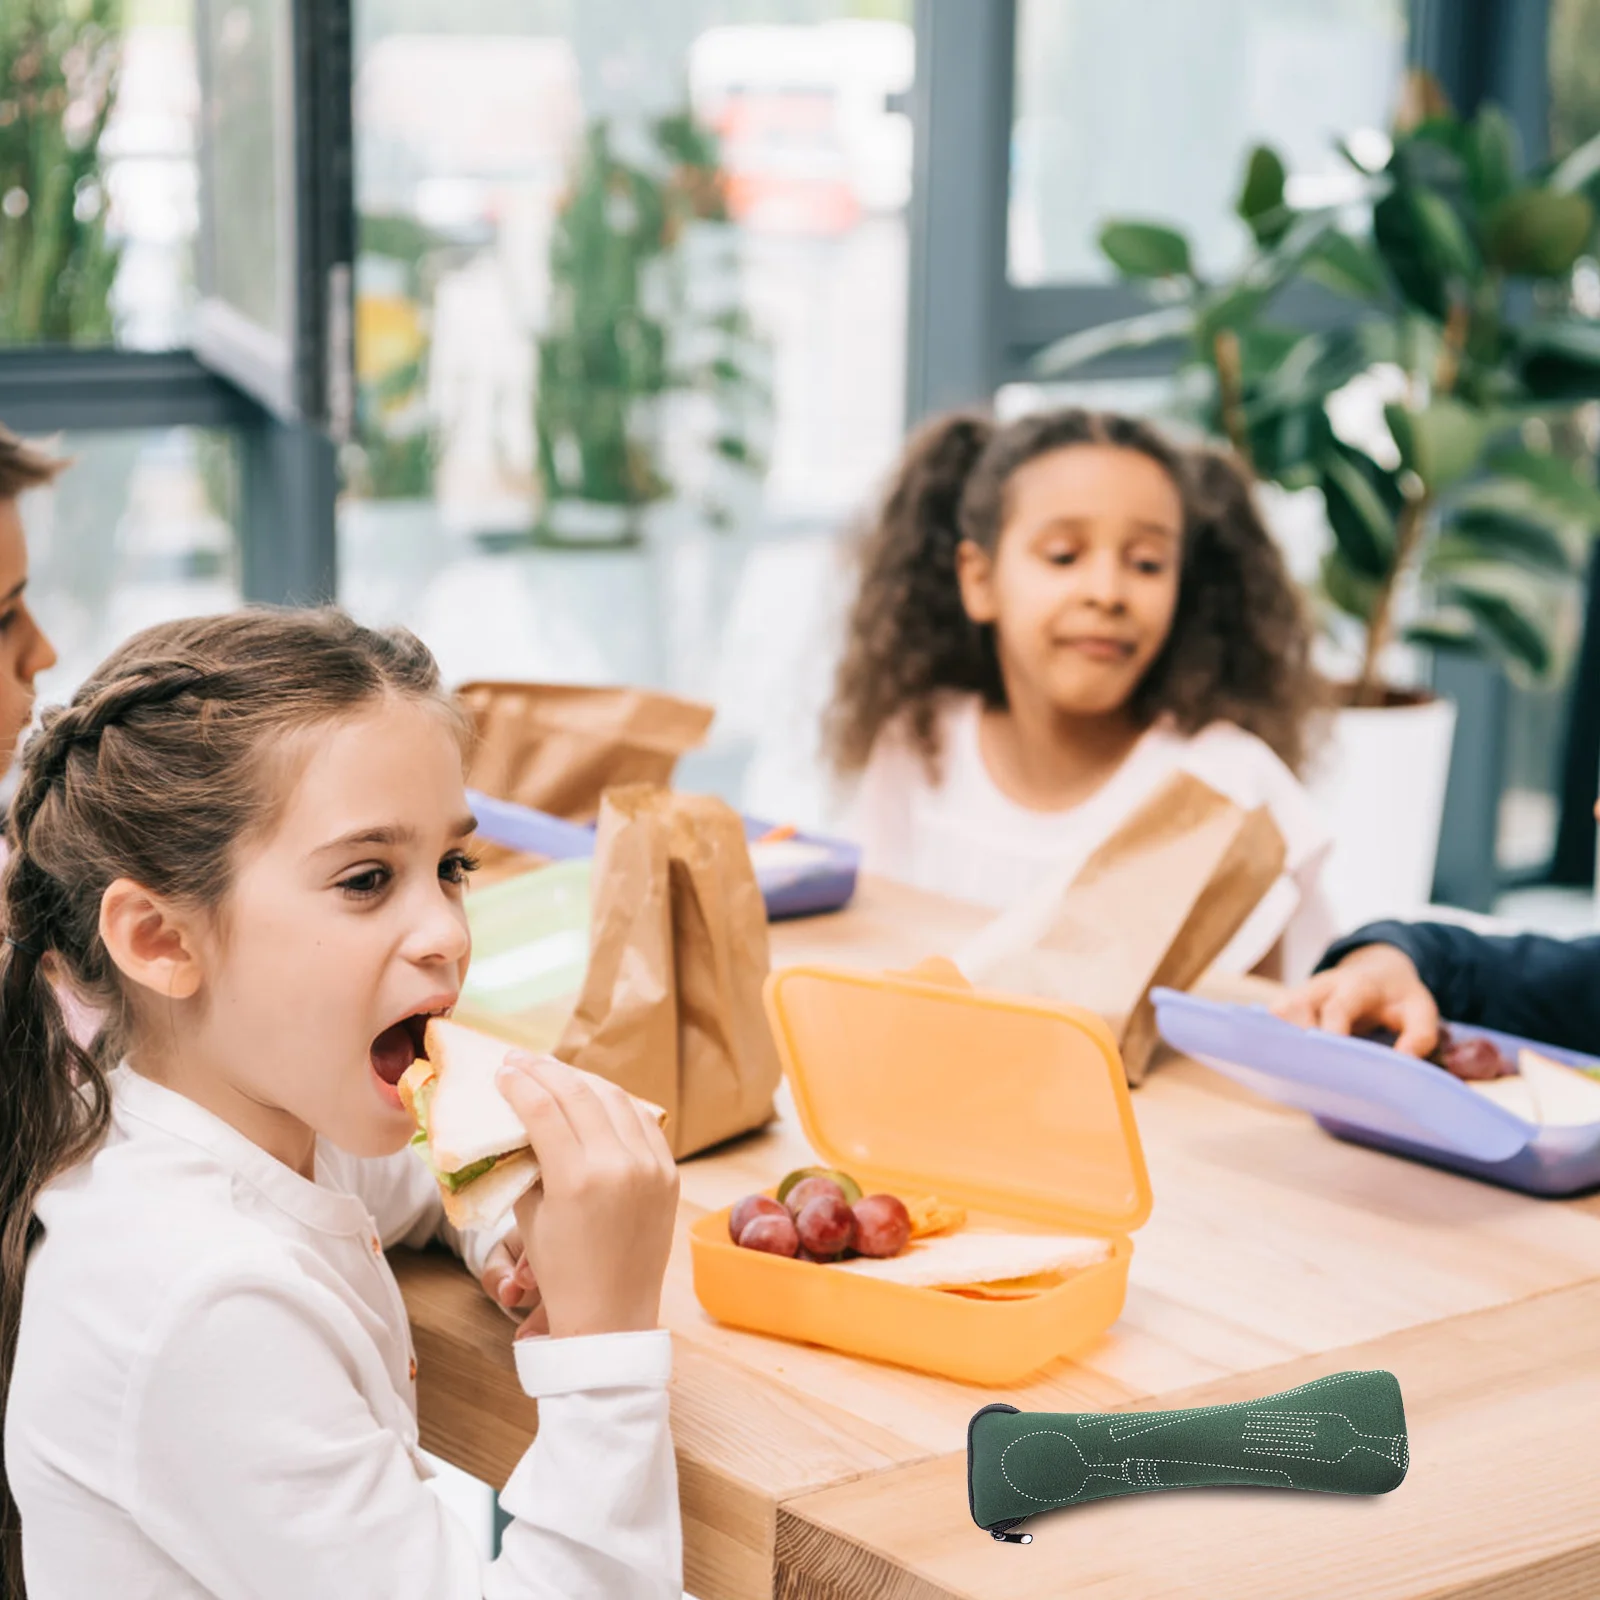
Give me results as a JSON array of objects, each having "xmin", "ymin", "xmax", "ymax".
[{"xmin": 968, "ymin": 1369, "xmax": 1408, "ymax": 1542}]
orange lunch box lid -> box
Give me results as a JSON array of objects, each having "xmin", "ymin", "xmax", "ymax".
[{"xmin": 763, "ymin": 959, "xmax": 1153, "ymax": 1236}]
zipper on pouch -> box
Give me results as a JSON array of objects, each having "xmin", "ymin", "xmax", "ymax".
[{"xmin": 967, "ymin": 1402, "xmax": 1032, "ymax": 1543}]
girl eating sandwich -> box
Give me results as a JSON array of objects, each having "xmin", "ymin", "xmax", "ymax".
[{"xmin": 0, "ymin": 609, "xmax": 681, "ymax": 1598}]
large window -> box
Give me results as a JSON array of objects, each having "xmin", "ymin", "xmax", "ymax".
[
  {"xmin": 21, "ymin": 427, "xmax": 242, "ymax": 701},
  {"xmin": 1, "ymin": 0, "xmax": 345, "ymax": 707},
  {"xmin": 1009, "ymin": 0, "xmax": 1407, "ymax": 287},
  {"xmin": 342, "ymin": 0, "xmax": 914, "ymax": 819}
]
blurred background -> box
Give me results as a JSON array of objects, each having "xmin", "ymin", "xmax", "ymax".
[{"xmin": 2, "ymin": 0, "xmax": 1599, "ymax": 913}]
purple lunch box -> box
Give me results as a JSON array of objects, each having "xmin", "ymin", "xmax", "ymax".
[
  {"xmin": 466, "ymin": 789, "xmax": 860, "ymax": 922},
  {"xmin": 1152, "ymin": 987, "xmax": 1600, "ymax": 1197}
]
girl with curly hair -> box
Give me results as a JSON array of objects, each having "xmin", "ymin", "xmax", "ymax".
[{"xmin": 827, "ymin": 407, "xmax": 1336, "ymax": 978}]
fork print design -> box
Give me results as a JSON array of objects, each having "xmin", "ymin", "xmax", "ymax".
[{"xmin": 1241, "ymin": 1409, "xmax": 1409, "ymax": 1472}]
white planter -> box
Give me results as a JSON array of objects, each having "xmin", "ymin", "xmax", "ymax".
[{"xmin": 1306, "ymin": 695, "xmax": 1458, "ymax": 937}]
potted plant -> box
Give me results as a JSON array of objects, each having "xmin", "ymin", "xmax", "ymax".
[
  {"xmin": 0, "ymin": 0, "xmax": 121, "ymax": 346},
  {"xmin": 534, "ymin": 110, "xmax": 768, "ymax": 548},
  {"xmin": 1036, "ymin": 75, "xmax": 1600, "ymax": 927}
]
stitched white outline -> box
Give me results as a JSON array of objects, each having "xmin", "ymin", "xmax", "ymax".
[
  {"xmin": 1241, "ymin": 1410, "xmax": 1408, "ymax": 1468},
  {"xmin": 998, "ymin": 1430, "xmax": 1298, "ymax": 1504},
  {"xmin": 1101, "ymin": 1371, "xmax": 1377, "ymax": 1442}
]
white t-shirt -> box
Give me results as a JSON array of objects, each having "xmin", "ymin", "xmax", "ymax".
[
  {"xmin": 840, "ymin": 694, "xmax": 1336, "ymax": 982},
  {"xmin": 6, "ymin": 1066, "xmax": 682, "ymax": 1599}
]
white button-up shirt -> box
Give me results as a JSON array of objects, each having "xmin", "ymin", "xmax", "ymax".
[{"xmin": 7, "ymin": 1066, "xmax": 682, "ymax": 1598}]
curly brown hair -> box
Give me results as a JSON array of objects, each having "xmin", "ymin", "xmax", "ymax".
[{"xmin": 825, "ymin": 408, "xmax": 1328, "ymax": 778}]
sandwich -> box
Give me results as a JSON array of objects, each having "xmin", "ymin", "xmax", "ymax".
[
  {"xmin": 832, "ymin": 1230, "xmax": 1111, "ymax": 1291},
  {"xmin": 398, "ymin": 1017, "xmax": 667, "ymax": 1230}
]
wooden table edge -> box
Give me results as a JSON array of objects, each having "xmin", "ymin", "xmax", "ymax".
[{"xmin": 770, "ymin": 1278, "xmax": 1600, "ymax": 1600}]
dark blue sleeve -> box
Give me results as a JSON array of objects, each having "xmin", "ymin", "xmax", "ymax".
[{"xmin": 1319, "ymin": 921, "xmax": 1600, "ymax": 1055}]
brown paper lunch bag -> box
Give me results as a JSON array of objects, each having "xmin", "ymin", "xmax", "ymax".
[
  {"xmin": 457, "ymin": 681, "xmax": 714, "ymax": 824},
  {"xmin": 958, "ymin": 772, "xmax": 1288, "ymax": 1084},
  {"xmin": 554, "ymin": 784, "xmax": 782, "ymax": 1159}
]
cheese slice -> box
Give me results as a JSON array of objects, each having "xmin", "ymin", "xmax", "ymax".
[
  {"xmin": 831, "ymin": 1230, "xmax": 1111, "ymax": 1289},
  {"xmin": 1466, "ymin": 1048, "xmax": 1600, "ymax": 1127}
]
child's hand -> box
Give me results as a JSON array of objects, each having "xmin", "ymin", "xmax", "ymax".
[
  {"xmin": 496, "ymin": 1053, "xmax": 679, "ymax": 1340},
  {"xmin": 478, "ymin": 1230, "xmax": 546, "ymax": 1336},
  {"xmin": 1274, "ymin": 943, "xmax": 1440, "ymax": 1057}
]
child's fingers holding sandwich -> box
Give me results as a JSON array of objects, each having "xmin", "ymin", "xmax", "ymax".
[
  {"xmin": 496, "ymin": 1052, "xmax": 676, "ymax": 1339},
  {"xmin": 502, "ymin": 1055, "xmax": 625, "ymax": 1181},
  {"xmin": 495, "ymin": 1054, "xmax": 584, "ymax": 1171}
]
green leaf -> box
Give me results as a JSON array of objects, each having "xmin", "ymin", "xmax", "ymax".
[
  {"xmin": 1484, "ymin": 447, "xmax": 1600, "ymax": 526},
  {"xmin": 1465, "ymin": 105, "xmax": 1519, "ymax": 210},
  {"xmin": 1434, "ymin": 581, "xmax": 1554, "ymax": 678},
  {"xmin": 1196, "ymin": 209, "xmax": 1339, "ymax": 339},
  {"xmin": 1413, "ymin": 189, "xmax": 1481, "ymax": 278},
  {"xmin": 1383, "ymin": 398, "xmax": 1488, "ymax": 491},
  {"xmin": 1099, "ymin": 221, "xmax": 1194, "ymax": 280},
  {"xmin": 1550, "ymin": 127, "xmax": 1600, "ymax": 197},
  {"xmin": 1031, "ymin": 305, "xmax": 1196, "ymax": 377},
  {"xmin": 1404, "ymin": 116, "xmax": 1470, "ymax": 165},
  {"xmin": 1237, "ymin": 145, "xmax": 1290, "ymax": 245},
  {"xmin": 1430, "ymin": 508, "xmax": 1575, "ymax": 579},
  {"xmin": 1320, "ymin": 449, "xmax": 1398, "ymax": 579},
  {"xmin": 1405, "ymin": 618, "xmax": 1481, "ymax": 655},
  {"xmin": 1516, "ymin": 318, "xmax": 1600, "ymax": 399},
  {"xmin": 1320, "ymin": 547, "xmax": 1382, "ymax": 623},
  {"xmin": 1235, "ymin": 324, "xmax": 1304, "ymax": 378},
  {"xmin": 1484, "ymin": 188, "xmax": 1595, "ymax": 277},
  {"xmin": 1374, "ymin": 184, "xmax": 1479, "ymax": 319},
  {"xmin": 1248, "ymin": 404, "xmax": 1331, "ymax": 486},
  {"xmin": 1302, "ymin": 231, "xmax": 1390, "ymax": 303},
  {"xmin": 1245, "ymin": 322, "xmax": 1398, "ymax": 422}
]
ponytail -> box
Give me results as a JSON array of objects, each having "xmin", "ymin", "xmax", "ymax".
[
  {"xmin": 0, "ymin": 780, "xmax": 112, "ymax": 1598},
  {"xmin": 826, "ymin": 411, "xmax": 998, "ymax": 775}
]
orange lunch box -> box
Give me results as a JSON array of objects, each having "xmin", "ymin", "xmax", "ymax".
[{"xmin": 688, "ymin": 960, "xmax": 1154, "ymax": 1385}]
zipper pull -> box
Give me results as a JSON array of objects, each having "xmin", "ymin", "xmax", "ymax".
[{"xmin": 991, "ymin": 1528, "xmax": 1033, "ymax": 1543}]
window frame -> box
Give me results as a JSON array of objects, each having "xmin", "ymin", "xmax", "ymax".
[{"xmin": 0, "ymin": 0, "xmax": 350, "ymax": 607}]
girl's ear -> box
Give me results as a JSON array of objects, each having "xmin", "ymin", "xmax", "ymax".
[
  {"xmin": 99, "ymin": 878, "xmax": 204, "ymax": 1001},
  {"xmin": 956, "ymin": 538, "xmax": 999, "ymax": 625}
]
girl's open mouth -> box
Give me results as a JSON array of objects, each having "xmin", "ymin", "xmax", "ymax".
[{"xmin": 370, "ymin": 1007, "xmax": 449, "ymax": 1089}]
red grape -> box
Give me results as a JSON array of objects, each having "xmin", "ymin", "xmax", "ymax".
[
  {"xmin": 1437, "ymin": 1035, "xmax": 1514, "ymax": 1081},
  {"xmin": 851, "ymin": 1194, "xmax": 911, "ymax": 1258},
  {"xmin": 794, "ymin": 1193, "xmax": 856, "ymax": 1258},
  {"xmin": 729, "ymin": 1194, "xmax": 786, "ymax": 1243},
  {"xmin": 784, "ymin": 1176, "xmax": 846, "ymax": 1217},
  {"xmin": 737, "ymin": 1212, "xmax": 800, "ymax": 1257}
]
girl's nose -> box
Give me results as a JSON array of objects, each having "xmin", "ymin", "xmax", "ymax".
[
  {"xmin": 1079, "ymin": 549, "xmax": 1128, "ymax": 611},
  {"xmin": 20, "ymin": 607, "xmax": 57, "ymax": 678},
  {"xmin": 414, "ymin": 892, "xmax": 471, "ymax": 968}
]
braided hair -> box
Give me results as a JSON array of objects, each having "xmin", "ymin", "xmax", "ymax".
[
  {"xmin": 824, "ymin": 409, "xmax": 1327, "ymax": 778},
  {"xmin": 0, "ymin": 607, "xmax": 456, "ymax": 1597}
]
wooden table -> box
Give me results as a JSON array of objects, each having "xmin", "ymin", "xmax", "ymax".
[{"xmin": 394, "ymin": 877, "xmax": 1600, "ymax": 1599}]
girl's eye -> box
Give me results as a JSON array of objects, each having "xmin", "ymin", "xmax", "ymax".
[
  {"xmin": 1134, "ymin": 558, "xmax": 1169, "ymax": 576},
  {"xmin": 337, "ymin": 866, "xmax": 392, "ymax": 899},
  {"xmin": 0, "ymin": 609, "xmax": 16, "ymax": 634},
  {"xmin": 1042, "ymin": 546, "xmax": 1079, "ymax": 566},
  {"xmin": 440, "ymin": 850, "xmax": 480, "ymax": 887}
]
